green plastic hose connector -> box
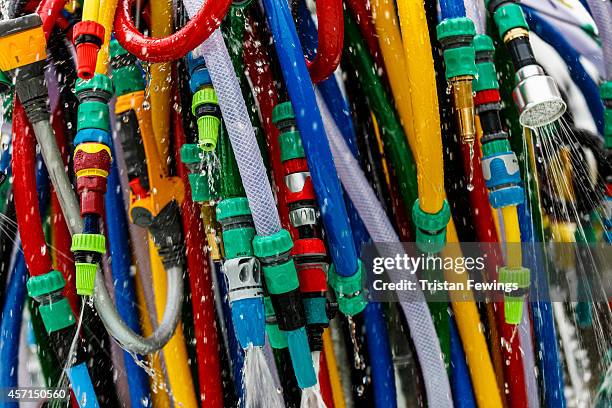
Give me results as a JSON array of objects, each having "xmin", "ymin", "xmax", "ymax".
[
  {"xmin": 27, "ymin": 270, "xmax": 75, "ymax": 332},
  {"xmin": 192, "ymin": 87, "xmax": 220, "ymax": 152},
  {"xmin": 437, "ymin": 17, "xmax": 477, "ymax": 80},
  {"xmin": 328, "ymin": 260, "xmax": 367, "ymax": 316},
  {"xmin": 498, "ymin": 266, "xmax": 530, "ymax": 324},
  {"xmin": 71, "ymin": 233, "xmax": 106, "ymax": 296},
  {"xmin": 412, "ymin": 199, "xmax": 451, "ymax": 253}
]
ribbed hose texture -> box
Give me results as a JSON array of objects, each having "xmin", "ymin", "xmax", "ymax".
[
  {"xmin": 189, "ymin": 27, "xmax": 281, "ymax": 236},
  {"xmin": 316, "ymin": 93, "xmax": 453, "ymax": 408},
  {"xmin": 586, "ymin": 0, "xmax": 612, "ymax": 81}
]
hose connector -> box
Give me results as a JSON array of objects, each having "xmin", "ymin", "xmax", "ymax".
[
  {"xmin": 253, "ymin": 229, "xmax": 316, "ymax": 389},
  {"xmin": 27, "ymin": 270, "xmax": 75, "ymax": 333},
  {"xmin": 293, "ymin": 238, "xmax": 329, "ymax": 351},
  {"xmin": 498, "ymin": 266, "xmax": 530, "ymax": 324},
  {"xmin": 110, "ymin": 39, "xmax": 145, "ymax": 96},
  {"xmin": 437, "ymin": 17, "xmax": 477, "ymax": 145},
  {"xmin": 180, "ymin": 143, "xmax": 211, "ymax": 203},
  {"xmin": 481, "ymin": 139, "xmax": 524, "ymax": 208},
  {"xmin": 217, "ymin": 197, "xmax": 265, "ymax": 348},
  {"xmin": 192, "ymin": 87, "xmax": 221, "ymax": 151},
  {"xmin": 71, "ymin": 233, "xmax": 106, "ymax": 296},
  {"xmin": 601, "ymin": 81, "xmax": 612, "ymax": 150},
  {"xmin": 0, "ymin": 14, "xmax": 48, "ymax": 123},
  {"xmin": 73, "ymin": 20, "xmax": 105, "ymax": 79},
  {"xmin": 412, "ymin": 200, "xmax": 451, "ymax": 253},
  {"xmin": 513, "ymin": 64, "xmax": 566, "ymax": 128},
  {"xmin": 264, "ymin": 296, "xmax": 288, "ymax": 349},
  {"xmin": 329, "ymin": 260, "xmax": 367, "ymax": 316}
]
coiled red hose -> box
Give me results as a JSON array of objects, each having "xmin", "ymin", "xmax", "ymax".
[
  {"xmin": 306, "ymin": 0, "xmax": 344, "ymax": 83},
  {"xmin": 114, "ymin": 0, "xmax": 231, "ymax": 62},
  {"xmin": 172, "ymin": 88, "xmax": 223, "ymax": 408}
]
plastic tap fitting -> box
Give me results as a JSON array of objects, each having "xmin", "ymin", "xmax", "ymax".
[
  {"xmin": 217, "ymin": 197, "xmax": 265, "ymax": 348},
  {"xmin": 437, "ymin": 17, "xmax": 477, "ymax": 145},
  {"xmin": 486, "ymin": 0, "xmax": 566, "ymax": 127}
]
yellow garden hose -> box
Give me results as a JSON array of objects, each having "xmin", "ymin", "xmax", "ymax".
[
  {"xmin": 94, "ymin": 0, "xmax": 119, "ymax": 74},
  {"xmin": 81, "ymin": 0, "xmax": 100, "ymax": 23},
  {"xmin": 323, "ymin": 329, "xmax": 346, "ymax": 408},
  {"xmin": 149, "ymin": 0, "xmax": 173, "ymax": 161},
  {"xmin": 370, "ymin": 0, "xmax": 416, "ymax": 155},
  {"xmin": 395, "ymin": 0, "xmax": 445, "ymax": 214},
  {"xmin": 501, "ymin": 206, "xmax": 523, "ymax": 269},
  {"xmin": 396, "ymin": 1, "xmax": 503, "ymax": 406}
]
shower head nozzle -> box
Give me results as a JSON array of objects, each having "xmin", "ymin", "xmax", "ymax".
[{"xmin": 513, "ymin": 65, "xmax": 566, "ymax": 128}]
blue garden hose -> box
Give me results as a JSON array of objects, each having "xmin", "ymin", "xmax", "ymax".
[
  {"xmin": 518, "ymin": 201, "xmax": 566, "ymax": 408},
  {"xmin": 261, "ymin": 0, "xmax": 360, "ymax": 282},
  {"xmin": 449, "ymin": 317, "xmax": 477, "ymax": 408},
  {"xmin": 294, "ymin": 4, "xmax": 398, "ymax": 404},
  {"xmin": 0, "ymin": 250, "xmax": 27, "ymax": 408},
  {"xmin": 105, "ymin": 146, "xmax": 151, "ymax": 408},
  {"xmin": 440, "ymin": 0, "xmax": 466, "ymax": 20},
  {"xmin": 522, "ymin": 6, "xmax": 605, "ymax": 134}
]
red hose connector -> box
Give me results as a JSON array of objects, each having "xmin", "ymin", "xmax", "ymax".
[
  {"xmin": 306, "ymin": 0, "xmax": 344, "ymax": 83},
  {"xmin": 73, "ymin": 143, "xmax": 111, "ymax": 216},
  {"xmin": 73, "ymin": 21, "xmax": 105, "ymax": 79},
  {"xmin": 292, "ymin": 238, "xmax": 328, "ymax": 294},
  {"xmin": 114, "ymin": 0, "xmax": 231, "ymax": 62}
]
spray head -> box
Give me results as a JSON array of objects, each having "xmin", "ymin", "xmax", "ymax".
[
  {"xmin": 513, "ymin": 65, "xmax": 566, "ymax": 128},
  {"xmin": 73, "ymin": 21, "xmax": 105, "ymax": 80}
]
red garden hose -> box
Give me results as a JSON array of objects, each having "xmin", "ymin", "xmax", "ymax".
[
  {"xmin": 459, "ymin": 137, "xmax": 529, "ymax": 408},
  {"xmin": 305, "ymin": 0, "xmax": 344, "ymax": 83},
  {"xmin": 172, "ymin": 88, "xmax": 223, "ymax": 408},
  {"xmin": 36, "ymin": 0, "xmax": 66, "ymax": 39},
  {"xmin": 12, "ymin": 99, "xmax": 52, "ymax": 277},
  {"xmin": 114, "ymin": 0, "xmax": 231, "ymax": 62}
]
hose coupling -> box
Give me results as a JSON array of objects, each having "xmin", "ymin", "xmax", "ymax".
[
  {"xmin": 110, "ymin": 39, "xmax": 144, "ymax": 96},
  {"xmin": 328, "ymin": 260, "xmax": 367, "ymax": 317},
  {"xmin": 217, "ymin": 197, "xmax": 265, "ymax": 348},
  {"xmin": 186, "ymin": 53, "xmax": 212, "ymax": 93},
  {"xmin": 273, "ymin": 102, "xmax": 318, "ymax": 231},
  {"xmin": 192, "ymin": 87, "xmax": 221, "ymax": 152},
  {"xmin": 437, "ymin": 17, "xmax": 477, "ymax": 145},
  {"xmin": 292, "ymin": 238, "xmax": 329, "ymax": 351},
  {"xmin": 264, "ymin": 296, "xmax": 288, "ymax": 349},
  {"xmin": 72, "ymin": 20, "xmax": 105, "ymax": 79},
  {"xmin": 74, "ymin": 143, "xmax": 112, "ymax": 216},
  {"xmin": 253, "ymin": 229, "xmax": 316, "ymax": 389},
  {"xmin": 513, "ymin": 65, "xmax": 566, "ymax": 128},
  {"xmin": 481, "ymin": 139, "xmax": 524, "ymax": 208},
  {"xmin": 180, "ymin": 143, "xmax": 212, "ymax": 203},
  {"xmin": 601, "ymin": 81, "xmax": 612, "ymax": 150},
  {"xmin": 498, "ymin": 266, "xmax": 530, "ymax": 324},
  {"xmin": 0, "ymin": 14, "xmax": 48, "ymax": 123},
  {"xmin": 412, "ymin": 199, "xmax": 451, "ymax": 253},
  {"xmin": 27, "ymin": 270, "xmax": 75, "ymax": 333},
  {"xmin": 71, "ymin": 233, "xmax": 106, "ymax": 296}
]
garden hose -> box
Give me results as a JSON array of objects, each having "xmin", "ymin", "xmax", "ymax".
[{"xmin": 396, "ymin": 2, "xmax": 503, "ymax": 406}]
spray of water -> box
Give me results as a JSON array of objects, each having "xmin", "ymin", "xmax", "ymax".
[
  {"xmin": 299, "ymin": 351, "xmax": 326, "ymax": 408},
  {"xmin": 242, "ymin": 345, "xmax": 284, "ymax": 408}
]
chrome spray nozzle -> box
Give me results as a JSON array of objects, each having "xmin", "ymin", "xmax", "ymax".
[{"xmin": 513, "ymin": 65, "xmax": 566, "ymax": 128}]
